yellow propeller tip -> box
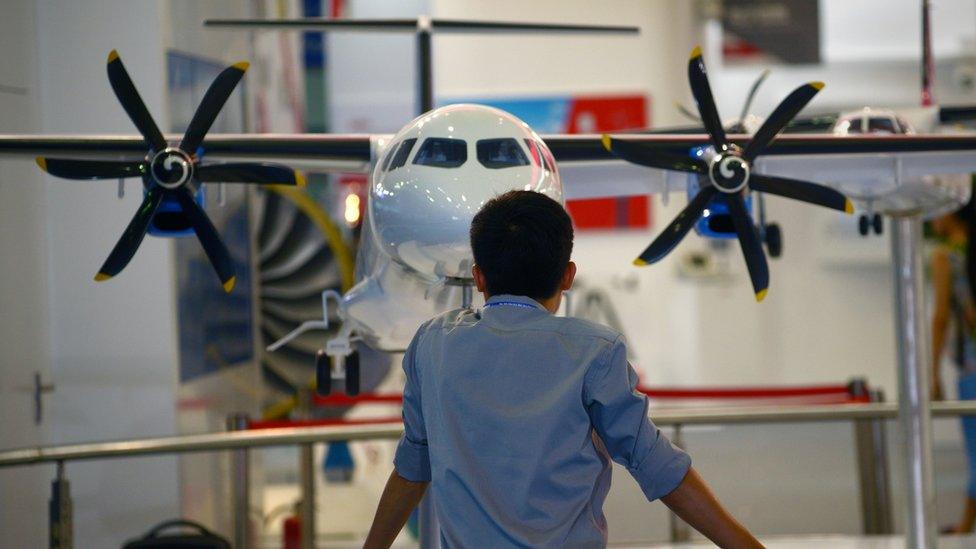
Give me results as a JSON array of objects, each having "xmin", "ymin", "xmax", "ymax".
[
  {"xmin": 94, "ymin": 272, "xmax": 112, "ymax": 282},
  {"xmin": 600, "ymin": 134, "xmax": 613, "ymax": 152},
  {"xmin": 810, "ymin": 81, "xmax": 826, "ymax": 91},
  {"xmin": 223, "ymin": 276, "xmax": 236, "ymax": 293},
  {"xmin": 295, "ymin": 171, "xmax": 307, "ymax": 188},
  {"xmin": 845, "ymin": 199, "xmax": 854, "ymax": 214},
  {"xmin": 107, "ymin": 50, "xmax": 119, "ymax": 63},
  {"xmin": 755, "ymin": 289, "xmax": 768, "ymax": 302},
  {"xmin": 232, "ymin": 61, "xmax": 250, "ymax": 71},
  {"xmin": 632, "ymin": 258, "xmax": 648, "ymax": 267},
  {"xmin": 35, "ymin": 157, "xmax": 47, "ymax": 172},
  {"xmin": 690, "ymin": 45, "xmax": 702, "ymax": 59}
]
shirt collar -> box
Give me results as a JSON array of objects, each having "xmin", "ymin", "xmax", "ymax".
[{"xmin": 484, "ymin": 294, "xmax": 548, "ymax": 312}]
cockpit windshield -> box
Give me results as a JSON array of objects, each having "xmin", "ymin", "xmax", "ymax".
[
  {"xmin": 413, "ymin": 138, "xmax": 467, "ymax": 168},
  {"xmin": 386, "ymin": 138, "xmax": 417, "ymax": 171},
  {"xmin": 477, "ymin": 138, "xmax": 529, "ymax": 169}
]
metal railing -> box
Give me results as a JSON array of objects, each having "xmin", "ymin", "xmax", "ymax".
[{"xmin": 8, "ymin": 400, "xmax": 976, "ymax": 548}]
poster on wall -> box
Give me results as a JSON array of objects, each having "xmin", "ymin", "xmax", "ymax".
[{"xmin": 444, "ymin": 94, "xmax": 651, "ymax": 230}]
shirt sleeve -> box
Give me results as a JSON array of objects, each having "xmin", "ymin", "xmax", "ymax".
[
  {"xmin": 393, "ymin": 324, "xmax": 432, "ymax": 482},
  {"xmin": 584, "ymin": 335, "xmax": 691, "ymax": 501}
]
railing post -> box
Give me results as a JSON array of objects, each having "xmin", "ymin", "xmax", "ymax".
[
  {"xmin": 668, "ymin": 424, "xmax": 691, "ymax": 543},
  {"xmin": 49, "ymin": 460, "xmax": 72, "ymax": 549},
  {"xmin": 226, "ymin": 413, "xmax": 251, "ymax": 549},
  {"xmin": 851, "ymin": 381, "xmax": 893, "ymax": 534},
  {"xmin": 299, "ymin": 443, "xmax": 316, "ymax": 549}
]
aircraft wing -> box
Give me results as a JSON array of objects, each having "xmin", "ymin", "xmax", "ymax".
[
  {"xmin": 3, "ymin": 131, "xmax": 976, "ymax": 215},
  {"xmin": 545, "ymin": 133, "xmax": 976, "ymax": 215},
  {"xmin": 0, "ymin": 134, "xmax": 380, "ymax": 173}
]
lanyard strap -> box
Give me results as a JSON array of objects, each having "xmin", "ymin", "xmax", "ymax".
[{"xmin": 483, "ymin": 301, "xmax": 540, "ymax": 311}]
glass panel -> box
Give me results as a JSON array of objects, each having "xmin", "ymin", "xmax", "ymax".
[
  {"xmin": 413, "ymin": 138, "xmax": 467, "ymax": 168},
  {"xmin": 477, "ymin": 138, "xmax": 530, "ymax": 169},
  {"xmin": 388, "ymin": 138, "xmax": 417, "ymax": 171}
]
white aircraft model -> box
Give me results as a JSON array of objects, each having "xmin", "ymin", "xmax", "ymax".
[{"xmin": 4, "ymin": 46, "xmax": 976, "ymax": 393}]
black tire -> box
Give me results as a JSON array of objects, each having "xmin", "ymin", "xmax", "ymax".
[
  {"xmin": 315, "ymin": 349, "xmax": 331, "ymax": 396},
  {"xmin": 872, "ymin": 213, "xmax": 883, "ymax": 235},
  {"xmin": 858, "ymin": 215, "xmax": 870, "ymax": 236},
  {"xmin": 765, "ymin": 223, "xmax": 783, "ymax": 258},
  {"xmin": 345, "ymin": 351, "xmax": 360, "ymax": 396}
]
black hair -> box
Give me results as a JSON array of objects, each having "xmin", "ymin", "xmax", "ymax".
[
  {"xmin": 951, "ymin": 177, "xmax": 976, "ymax": 300},
  {"xmin": 469, "ymin": 190, "xmax": 574, "ymax": 300}
]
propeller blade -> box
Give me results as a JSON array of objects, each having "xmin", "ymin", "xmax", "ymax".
[
  {"xmin": 36, "ymin": 157, "xmax": 146, "ymax": 180},
  {"xmin": 687, "ymin": 46, "xmax": 728, "ymax": 151},
  {"xmin": 743, "ymin": 82, "xmax": 824, "ymax": 162},
  {"xmin": 197, "ymin": 163, "xmax": 306, "ymax": 186},
  {"xmin": 601, "ymin": 135, "xmax": 707, "ymax": 174},
  {"xmin": 750, "ymin": 174, "xmax": 853, "ymax": 214},
  {"xmin": 726, "ymin": 193, "xmax": 770, "ymax": 302},
  {"xmin": 106, "ymin": 50, "xmax": 167, "ymax": 152},
  {"xmin": 173, "ymin": 187, "xmax": 237, "ymax": 292},
  {"xmin": 634, "ymin": 186, "xmax": 717, "ymax": 266},
  {"xmin": 180, "ymin": 62, "xmax": 249, "ymax": 154},
  {"xmin": 738, "ymin": 69, "xmax": 771, "ymax": 125},
  {"xmin": 94, "ymin": 186, "xmax": 164, "ymax": 281}
]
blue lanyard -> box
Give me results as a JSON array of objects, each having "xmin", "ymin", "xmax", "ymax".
[{"xmin": 483, "ymin": 301, "xmax": 539, "ymax": 310}]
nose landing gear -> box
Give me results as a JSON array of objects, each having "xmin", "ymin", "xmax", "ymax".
[{"xmin": 858, "ymin": 213, "xmax": 883, "ymax": 236}]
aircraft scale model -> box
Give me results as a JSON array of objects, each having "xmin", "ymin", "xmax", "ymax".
[{"xmin": 4, "ymin": 43, "xmax": 976, "ymax": 393}]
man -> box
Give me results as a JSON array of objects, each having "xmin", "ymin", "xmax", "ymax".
[{"xmin": 366, "ymin": 190, "xmax": 762, "ymax": 548}]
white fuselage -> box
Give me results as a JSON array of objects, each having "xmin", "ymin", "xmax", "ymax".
[{"xmin": 341, "ymin": 104, "xmax": 563, "ymax": 351}]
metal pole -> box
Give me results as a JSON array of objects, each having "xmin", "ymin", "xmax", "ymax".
[
  {"xmin": 49, "ymin": 460, "xmax": 71, "ymax": 549},
  {"xmin": 890, "ymin": 216, "xmax": 936, "ymax": 548},
  {"xmin": 300, "ymin": 443, "xmax": 316, "ymax": 549},
  {"xmin": 851, "ymin": 382, "xmax": 892, "ymax": 535},
  {"xmin": 226, "ymin": 413, "xmax": 251, "ymax": 549},
  {"xmin": 416, "ymin": 17, "xmax": 433, "ymax": 115}
]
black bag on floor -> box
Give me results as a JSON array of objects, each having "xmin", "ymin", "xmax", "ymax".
[{"xmin": 122, "ymin": 519, "xmax": 231, "ymax": 549}]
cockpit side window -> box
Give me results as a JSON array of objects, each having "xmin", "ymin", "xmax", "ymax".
[
  {"xmin": 868, "ymin": 117, "xmax": 897, "ymax": 134},
  {"xmin": 413, "ymin": 138, "xmax": 467, "ymax": 168},
  {"xmin": 477, "ymin": 138, "xmax": 530, "ymax": 169},
  {"xmin": 387, "ymin": 138, "xmax": 417, "ymax": 171}
]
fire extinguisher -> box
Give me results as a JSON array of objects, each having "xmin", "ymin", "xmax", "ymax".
[{"xmin": 282, "ymin": 503, "xmax": 301, "ymax": 549}]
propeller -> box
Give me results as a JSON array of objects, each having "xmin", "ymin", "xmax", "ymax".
[
  {"xmin": 36, "ymin": 50, "xmax": 305, "ymax": 292},
  {"xmin": 603, "ymin": 46, "xmax": 852, "ymax": 302}
]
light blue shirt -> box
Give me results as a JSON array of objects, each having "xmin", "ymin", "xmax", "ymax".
[{"xmin": 394, "ymin": 294, "xmax": 691, "ymax": 548}]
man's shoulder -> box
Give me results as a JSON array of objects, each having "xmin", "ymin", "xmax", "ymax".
[
  {"xmin": 417, "ymin": 307, "xmax": 478, "ymax": 334},
  {"xmin": 546, "ymin": 314, "xmax": 622, "ymax": 345}
]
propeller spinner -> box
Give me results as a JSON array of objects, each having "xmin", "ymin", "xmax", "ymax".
[
  {"xmin": 603, "ymin": 46, "xmax": 852, "ymax": 301},
  {"xmin": 36, "ymin": 50, "xmax": 305, "ymax": 292}
]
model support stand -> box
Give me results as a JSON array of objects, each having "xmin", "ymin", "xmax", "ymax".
[
  {"xmin": 227, "ymin": 413, "xmax": 251, "ymax": 549},
  {"xmin": 49, "ymin": 460, "xmax": 72, "ymax": 549},
  {"xmin": 891, "ymin": 216, "xmax": 936, "ymax": 548}
]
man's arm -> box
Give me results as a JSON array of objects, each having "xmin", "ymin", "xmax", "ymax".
[
  {"xmin": 662, "ymin": 468, "xmax": 763, "ymax": 549},
  {"xmin": 364, "ymin": 469, "xmax": 429, "ymax": 548}
]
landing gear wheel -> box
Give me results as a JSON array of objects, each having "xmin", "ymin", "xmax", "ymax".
[
  {"xmin": 858, "ymin": 215, "xmax": 870, "ymax": 237},
  {"xmin": 765, "ymin": 223, "xmax": 782, "ymax": 258},
  {"xmin": 872, "ymin": 213, "xmax": 883, "ymax": 235},
  {"xmin": 345, "ymin": 351, "xmax": 360, "ymax": 396},
  {"xmin": 315, "ymin": 350, "xmax": 331, "ymax": 396}
]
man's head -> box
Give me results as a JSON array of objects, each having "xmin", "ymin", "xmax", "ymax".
[{"xmin": 470, "ymin": 190, "xmax": 575, "ymax": 304}]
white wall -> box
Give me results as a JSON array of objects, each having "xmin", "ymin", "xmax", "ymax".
[{"xmin": 0, "ymin": 1, "xmax": 51, "ymax": 546}]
